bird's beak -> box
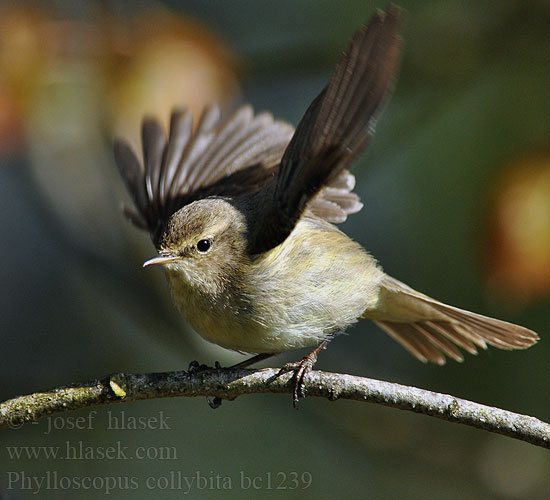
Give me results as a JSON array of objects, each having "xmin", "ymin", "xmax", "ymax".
[{"xmin": 143, "ymin": 254, "xmax": 180, "ymax": 268}]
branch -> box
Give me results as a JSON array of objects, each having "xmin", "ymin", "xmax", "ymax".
[{"xmin": 1, "ymin": 368, "xmax": 548, "ymax": 448}]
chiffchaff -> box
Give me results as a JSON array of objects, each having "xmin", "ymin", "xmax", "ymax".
[{"xmin": 114, "ymin": 6, "xmax": 538, "ymax": 405}]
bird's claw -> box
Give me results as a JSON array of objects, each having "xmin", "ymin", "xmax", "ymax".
[
  {"xmin": 207, "ymin": 396, "xmax": 223, "ymax": 409},
  {"xmin": 277, "ymin": 340, "xmax": 329, "ymax": 408},
  {"xmin": 278, "ymin": 357, "xmax": 316, "ymax": 408},
  {"xmin": 187, "ymin": 360, "xmax": 223, "ymax": 409},
  {"xmin": 187, "ymin": 360, "xmax": 222, "ymax": 374},
  {"xmin": 187, "ymin": 360, "xmax": 209, "ymax": 374}
]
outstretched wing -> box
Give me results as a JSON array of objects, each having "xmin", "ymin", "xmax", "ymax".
[
  {"xmin": 114, "ymin": 104, "xmax": 365, "ymax": 246},
  {"xmin": 114, "ymin": 6, "xmax": 401, "ymax": 248},
  {"xmin": 246, "ymin": 5, "xmax": 402, "ymax": 254},
  {"xmin": 114, "ymin": 105, "xmax": 294, "ymax": 245}
]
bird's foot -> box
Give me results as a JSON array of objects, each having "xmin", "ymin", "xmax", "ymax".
[
  {"xmin": 187, "ymin": 360, "xmax": 222, "ymax": 374},
  {"xmin": 277, "ymin": 340, "xmax": 329, "ymax": 408},
  {"xmin": 206, "ymin": 396, "xmax": 223, "ymax": 410},
  {"xmin": 186, "ymin": 360, "xmax": 223, "ymax": 409}
]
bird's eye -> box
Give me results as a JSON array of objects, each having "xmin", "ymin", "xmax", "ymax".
[{"xmin": 196, "ymin": 239, "xmax": 212, "ymax": 253}]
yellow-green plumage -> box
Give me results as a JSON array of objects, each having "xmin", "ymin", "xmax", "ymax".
[{"xmin": 163, "ymin": 199, "xmax": 384, "ymax": 353}]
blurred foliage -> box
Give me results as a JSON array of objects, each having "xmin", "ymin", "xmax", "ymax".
[{"xmin": 1, "ymin": 0, "xmax": 549, "ymax": 499}]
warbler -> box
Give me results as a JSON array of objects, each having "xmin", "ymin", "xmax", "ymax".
[{"xmin": 114, "ymin": 6, "xmax": 538, "ymax": 404}]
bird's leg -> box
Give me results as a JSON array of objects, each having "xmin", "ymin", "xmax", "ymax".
[
  {"xmin": 278, "ymin": 339, "xmax": 331, "ymax": 408},
  {"xmin": 188, "ymin": 352, "xmax": 273, "ymax": 374},
  {"xmin": 230, "ymin": 352, "xmax": 276, "ymax": 369},
  {"xmin": 210, "ymin": 354, "xmax": 275, "ymax": 408},
  {"xmin": 187, "ymin": 354, "xmax": 275, "ymax": 409}
]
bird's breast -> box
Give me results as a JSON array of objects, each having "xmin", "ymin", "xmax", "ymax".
[{"xmin": 163, "ymin": 216, "xmax": 385, "ymax": 353}]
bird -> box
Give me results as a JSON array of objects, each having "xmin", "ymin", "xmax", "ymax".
[{"xmin": 113, "ymin": 5, "xmax": 538, "ymax": 406}]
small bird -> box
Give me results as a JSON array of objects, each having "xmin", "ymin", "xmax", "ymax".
[{"xmin": 114, "ymin": 5, "xmax": 538, "ymax": 405}]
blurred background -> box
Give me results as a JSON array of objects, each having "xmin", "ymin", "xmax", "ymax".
[{"xmin": 1, "ymin": 0, "xmax": 549, "ymax": 498}]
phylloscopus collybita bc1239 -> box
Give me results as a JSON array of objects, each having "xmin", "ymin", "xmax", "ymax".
[{"xmin": 114, "ymin": 5, "xmax": 538, "ymax": 405}]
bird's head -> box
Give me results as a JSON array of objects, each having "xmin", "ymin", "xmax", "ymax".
[{"xmin": 143, "ymin": 198, "xmax": 249, "ymax": 293}]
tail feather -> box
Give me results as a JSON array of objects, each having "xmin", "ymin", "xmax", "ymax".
[
  {"xmin": 372, "ymin": 276, "xmax": 539, "ymax": 364},
  {"xmin": 429, "ymin": 302, "xmax": 536, "ymax": 349},
  {"xmin": 375, "ymin": 321, "xmax": 448, "ymax": 364},
  {"xmin": 431, "ymin": 321, "xmax": 482, "ymax": 354},
  {"xmin": 414, "ymin": 322, "xmax": 466, "ymax": 361}
]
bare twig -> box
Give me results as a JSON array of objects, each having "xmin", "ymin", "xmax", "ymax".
[{"xmin": 1, "ymin": 368, "xmax": 548, "ymax": 449}]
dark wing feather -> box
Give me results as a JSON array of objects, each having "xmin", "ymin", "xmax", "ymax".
[
  {"xmin": 161, "ymin": 109, "xmax": 193, "ymax": 205},
  {"xmin": 114, "ymin": 7, "xmax": 401, "ymax": 249},
  {"xmin": 114, "ymin": 105, "xmax": 294, "ymax": 246},
  {"xmin": 246, "ymin": 5, "xmax": 403, "ymax": 254},
  {"xmin": 141, "ymin": 118, "xmax": 166, "ymax": 219},
  {"xmin": 113, "ymin": 140, "xmax": 148, "ymax": 217}
]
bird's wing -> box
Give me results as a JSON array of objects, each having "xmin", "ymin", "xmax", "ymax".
[
  {"xmin": 246, "ymin": 5, "xmax": 402, "ymax": 254},
  {"xmin": 114, "ymin": 104, "xmax": 366, "ymax": 244},
  {"xmin": 114, "ymin": 105, "xmax": 294, "ymax": 245},
  {"xmin": 308, "ymin": 170, "xmax": 363, "ymax": 223},
  {"xmin": 114, "ymin": 6, "xmax": 401, "ymax": 248}
]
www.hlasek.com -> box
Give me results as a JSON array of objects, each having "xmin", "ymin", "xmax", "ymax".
[
  {"xmin": 5, "ymin": 441, "xmax": 177, "ymax": 461},
  {"xmin": 5, "ymin": 470, "xmax": 314, "ymax": 494}
]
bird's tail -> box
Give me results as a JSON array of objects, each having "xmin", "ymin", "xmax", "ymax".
[{"xmin": 367, "ymin": 276, "xmax": 539, "ymax": 364}]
